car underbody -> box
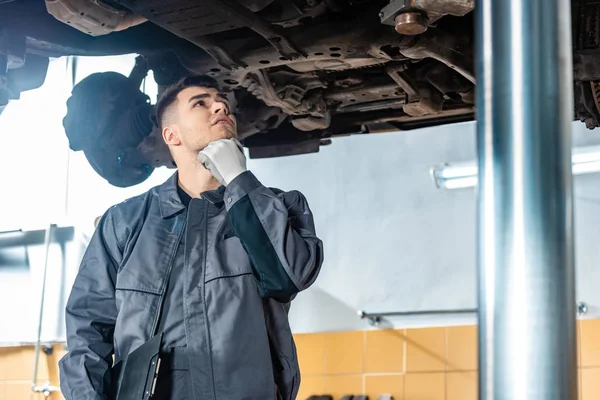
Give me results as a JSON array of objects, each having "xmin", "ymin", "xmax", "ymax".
[{"xmin": 0, "ymin": 0, "xmax": 599, "ymax": 186}]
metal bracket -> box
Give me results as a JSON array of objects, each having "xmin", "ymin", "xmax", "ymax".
[
  {"xmin": 215, "ymin": 0, "xmax": 305, "ymax": 60},
  {"xmin": 358, "ymin": 311, "xmax": 382, "ymax": 327},
  {"xmin": 386, "ymin": 64, "xmax": 419, "ymax": 97},
  {"xmin": 0, "ymin": 30, "xmax": 26, "ymax": 105},
  {"xmin": 380, "ymin": 0, "xmax": 415, "ymax": 26},
  {"xmin": 32, "ymin": 382, "xmax": 59, "ymax": 397},
  {"xmin": 380, "ymin": 0, "xmax": 475, "ymax": 27},
  {"xmin": 578, "ymin": 302, "xmax": 589, "ymax": 316}
]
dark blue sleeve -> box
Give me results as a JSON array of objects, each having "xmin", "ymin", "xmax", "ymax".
[
  {"xmin": 225, "ymin": 171, "xmax": 324, "ymax": 303},
  {"xmin": 59, "ymin": 209, "xmax": 121, "ymax": 400}
]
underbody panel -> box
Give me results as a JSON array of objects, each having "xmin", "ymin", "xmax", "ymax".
[{"xmin": 0, "ymin": 0, "xmax": 598, "ymax": 186}]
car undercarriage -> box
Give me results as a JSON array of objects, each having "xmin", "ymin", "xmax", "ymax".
[{"xmin": 0, "ymin": 0, "xmax": 599, "ymax": 186}]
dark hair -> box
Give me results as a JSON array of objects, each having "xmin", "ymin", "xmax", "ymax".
[{"xmin": 155, "ymin": 75, "xmax": 221, "ymax": 129}]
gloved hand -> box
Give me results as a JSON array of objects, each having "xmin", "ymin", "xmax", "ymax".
[{"xmin": 198, "ymin": 138, "xmax": 247, "ymax": 186}]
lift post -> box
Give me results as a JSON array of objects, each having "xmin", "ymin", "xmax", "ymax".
[{"xmin": 476, "ymin": 0, "xmax": 578, "ymax": 399}]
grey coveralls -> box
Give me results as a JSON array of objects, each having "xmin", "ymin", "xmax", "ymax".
[{"xmin": 58, "ymin": 171, "xmax": 324, "ymax": 400}]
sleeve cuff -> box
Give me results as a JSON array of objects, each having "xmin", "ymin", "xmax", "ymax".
[{"xmin": 224, "ymin": 171, "xmax": 262, "ymax": 210}]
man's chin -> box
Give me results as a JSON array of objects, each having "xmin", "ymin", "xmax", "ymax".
[
  {"xmin": 197, "ymin": 128, "xmax": 238, "ymax": 152},
  {"xmin": 213, "ymin": 126, "xmax": 237, "ymax": 140}
]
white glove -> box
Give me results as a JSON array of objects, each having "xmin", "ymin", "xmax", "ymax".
[{"xmin": 198, "ymin": 139, "xmax": 247, "ymax": 186}]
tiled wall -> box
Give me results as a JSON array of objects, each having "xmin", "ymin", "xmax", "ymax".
[
  {"xmin": 295, "ymin": 319, "xmax": 600, "ymax": 400},
  {"xmin": 1, "ymin": 320, "xmax": 600, "ymax": 399},
  {"xmin": 0, "ymin": 345, "xmax": 65, "ymax": 400},
  {"xmin": 294, "ymin": 326, "xmax": 477, "ymax": 400}
]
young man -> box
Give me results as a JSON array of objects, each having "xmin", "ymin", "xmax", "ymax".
[{"xmin": 59, "ymin": 75, "xmax": 324, "ymax": 400}]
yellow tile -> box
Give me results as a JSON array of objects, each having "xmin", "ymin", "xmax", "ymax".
[
  {"xmin": 581, "ymin": 319, "xmax": 600, "ymax": 367},
  {"xmin": 447, "ymin": 372, "xmax": 477, "ymax": 400},
  {"xmin": 581, "ymin": 368, "xmax": 600, "ymax": 400},
  {"xmin": 579, "ymin": 368, "xmax": 582, "ymax": 400},
  {"xmin": 46, "ymin": 349, "xmax": 64, "ymax": 391},
  {"xmin": 294, "ymin": 334, "xmax": 326, "ymax": 376},
  {"xmin": 323, "ymin": 375, "xmax": 363, "ymax": 400},
  {"xmin": 577, "ymin": 321, "xmax": 582, "ymax": 367},
  {"xmin": 365, "ymin": 329, "xmax": 405, "ymax": 373},
  {"xmin": 447, "ymin": 325, "xmax": 478, "ymax": 371},
  {"xmin": 405, "ymin": 328, "xmax": 446, "ymax": 372},
  {"xmin": 4, "ymin": 382, "xmax": 34, "ymax": 400},
  {"xmin": 48, "ymin": 390, "xmax": 66, "ymax": 400},
  {"xmin": 365, "ymin": 375, "xmax": 404, "ymax": 400},
  {"xmin": 405, "ymin": 373, "xmax": 445, "ymax": 400},
  {"xmin": 324, "ymin": 331, "xmax": 364, "ymax": 375},
  {"xmin": 53, "ymin": 344, "xmax": 68, "ymax": 363},
  {"xmin": 0, "ymin": 347, "xmax": 50, "ymax": 381},
  {"xmin": 297, "ymin": 376, "xmax": 324, "ymax": 400}
]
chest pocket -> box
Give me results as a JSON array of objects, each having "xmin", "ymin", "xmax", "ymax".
[
  {"xmin": 205, "ymin": 234, "xmax": 254, "ymax": 283},
  {"xmin": 115, "ymin": 213, "xmax": 183, "ymax": 295},
  {"xmin": 115, "ymin": 236, "xmax": 176, "ymax": 295},
  {"xmin": 116, "ymin": 265, "xmax": 164, "ymax": 295}
]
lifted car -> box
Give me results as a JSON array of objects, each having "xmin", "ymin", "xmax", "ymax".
[{"xmin": 0, "ymin": 0, "xmax": 598, "ymax": 186}]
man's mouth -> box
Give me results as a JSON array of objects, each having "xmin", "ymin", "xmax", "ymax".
[{"xmin": 212, "ymin": 117, "xmax": 233, "ymax": 126}]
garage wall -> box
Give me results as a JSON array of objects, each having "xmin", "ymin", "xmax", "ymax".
[
  {"xmin": 3, "ymin": 54, "xmax": 600, "ymax": 342},
  {"xmin": 5, "ymin": 319, "xmax": 600, "ymax": 400},
  {"xmin": 245, "ymin": 121, "xmax": 600, "ymax": 333}
]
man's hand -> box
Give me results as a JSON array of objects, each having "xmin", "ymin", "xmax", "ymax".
[{"xmin": 198, "ymin": 138, "xmax": 247, "ymax": 186}]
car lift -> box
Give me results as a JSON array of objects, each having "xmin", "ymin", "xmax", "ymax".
[{"xmin": 476, "ymin": 0, "xmax": 577, "ymax": 399}]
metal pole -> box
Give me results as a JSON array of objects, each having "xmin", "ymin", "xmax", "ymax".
[
  {"xmin": 358, "ymin": 308, "xmax": 477, "ymax": 319},
  {"xmin": 33, "ymin": 224, "xmax": 55, "ymax": 390},
  {"xmin": 476, "ymin": 0, "xmax": 577, "ymax": 399}
]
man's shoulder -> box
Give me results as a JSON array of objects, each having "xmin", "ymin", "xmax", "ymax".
[
  {"xmin": 268, "ymin": 186, "xmax": 285, "ymax": 195},
  {"xmin": 105, "ymin": 184, "xmax": 161, "ymax": 221},
  {"xmin": 266, "ymin": 186, "xmax": 313, "ymax": 210}
]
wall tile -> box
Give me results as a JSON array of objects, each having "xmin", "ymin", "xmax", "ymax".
[
  {"xmin": 323, "ymin": 375, "xmax": 363, "ymax": 400},
  {"xmin": 447, "ymin": 325, "xmax": 477, "ymax": 371},
  {"xmin": 405, "ymin": 328, "xmax": 446, "ymax": 372},
  {"xmin": 365, "ymin": 375, "xmax": 403, "ymax": 400},
  {"xmin": 581, "ymin": 319, "xmax": 600, "ymax": 367},
  {"xmin": 0, "ymin": 347, "xmax": 50, "ymax": 381},
  {"xmin": 405, "ymin": 373, "xmax": 445, "ymax": 400},
  {"xmin": 365, "ymin": 329, "xmax": 405, "ymax": 373},
  {"xmin": 324, "ymin": 331, "xmax": 364, "ymax": 375},
  {"xmin": 447, "ymin": 372, "xmax": 477, "ymax": 400},
  {"xmin": 581, "ymin": 368, "xmax": 600, "ymax": 400},
  {"xmin": 577, "ymin": 320, "xmax": 582, "ymax": 367},
  {"xmin": 579, "ymin": 368, "xmax": 582, "ymax": 400},
  {"xmin": 50, "ymin": 391, "xmax": 66, "ymax": 400},
  {"xmin": 4, "ymin": 382, "xmax": 34, "ymax": 400},
  {"xmin": 297, "ymin": 376, "xmax": 325, "ymax": 400},
  {"xmin": 295, "ymin": 334, "xmax": 326, "ymax": 376}
]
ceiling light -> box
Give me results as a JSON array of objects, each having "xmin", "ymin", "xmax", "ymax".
[{"xmin": 430, "ymin": 145, "xmax": 600, "ymax": 189}]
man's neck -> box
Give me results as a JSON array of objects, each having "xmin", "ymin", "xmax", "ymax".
[{"xmin": 177, "ymin": 158, "xmax": 221, "ymax": 199}]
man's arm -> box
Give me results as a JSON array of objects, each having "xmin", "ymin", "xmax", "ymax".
[
  {"xmin": 225, "ymin": 171, "xmax": 324, "ymax": 303},
  {"xmin": 59, "ymin": 210, "xmax": 121, "ymax": 400}
]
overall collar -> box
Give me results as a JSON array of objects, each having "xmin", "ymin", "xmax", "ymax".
[{"xmin": 158, "ymin": 172, "xmax": 225, "ymax": 218}]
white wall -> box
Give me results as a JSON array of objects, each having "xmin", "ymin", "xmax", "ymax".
[
  {"xmin": 0, "ymin": 55, "xmax": 170, "ymax": 344},
  {"xmin": 245, "ymin": 121, "xmax": 600, "ymax": 333}
]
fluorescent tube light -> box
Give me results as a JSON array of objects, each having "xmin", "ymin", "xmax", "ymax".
[{"xmin": 430, "ymin": 145, "xmax": 600, "ymax": 189}]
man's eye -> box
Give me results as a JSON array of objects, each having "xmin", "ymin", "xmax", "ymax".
[{"xmin": 194, "ymin": 101, "xmax": 205, "ymax": 107}]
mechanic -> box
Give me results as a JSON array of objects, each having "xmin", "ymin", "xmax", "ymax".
[{"xmin": 58, "ymin": 75, "xmax": 324, "ymax": 400}]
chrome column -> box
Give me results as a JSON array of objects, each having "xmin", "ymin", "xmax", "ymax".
[{"xmin": 475, "ymin": 0, "xmax": 578, "ymax": 398}]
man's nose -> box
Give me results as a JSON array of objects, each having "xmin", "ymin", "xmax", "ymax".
[{"xmin": 212, "ymin": 102, "xmax": 229, "ymax": 115}]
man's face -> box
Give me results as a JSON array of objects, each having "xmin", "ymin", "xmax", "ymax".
[{"xmin": 171, "ymin": 86, "xmax": 237, "ymax": 153}]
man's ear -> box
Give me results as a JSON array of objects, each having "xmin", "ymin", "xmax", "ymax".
[{"xmin": 162, "ymin": 125, "xmax": 182, "ymax": 146}]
